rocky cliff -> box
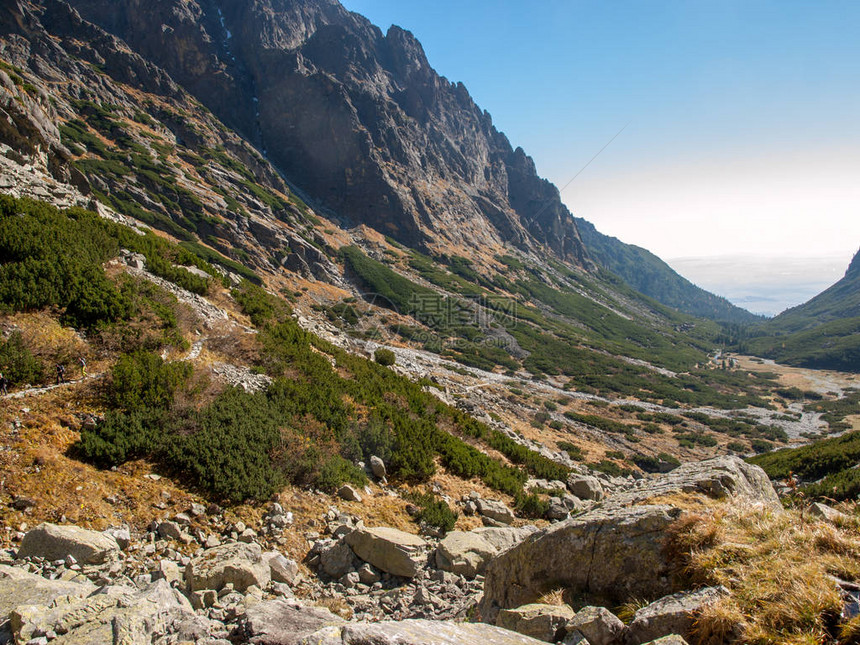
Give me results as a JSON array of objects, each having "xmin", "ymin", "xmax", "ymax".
[{"xmin": 65, "ymin": 0, "xmax": 592, "ymax": 265}]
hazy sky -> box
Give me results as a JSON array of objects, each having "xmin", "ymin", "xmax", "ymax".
[{"xmin": 339, "ymin": 1, "xmax": 860, "ymax": 313}]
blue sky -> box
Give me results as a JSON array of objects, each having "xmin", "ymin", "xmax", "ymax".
[{"xmin": 340, "ymin": 1, "xmax": 860, "ymax": 313}]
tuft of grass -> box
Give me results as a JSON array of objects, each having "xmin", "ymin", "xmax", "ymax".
[{"xmin": 666, "ymin": 500, "xmax": 859, "ymax": 644}]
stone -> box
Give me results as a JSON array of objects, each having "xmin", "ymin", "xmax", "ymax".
[
  {"xmin": 626, "ymin": 586, "xmax": 726, "ymax": 644},
  {"xmin": 472, "ymin": 526, "xmax": 539, "ymax": 553},
  {"xmin": 641, "ymin": 636, "xmax": 689, "ymax": 645},
  {"xmin": 497, "ymin": 603, "xmax": 576, "ymax": 642},
  {"xmin": 357, "ymin": 563, "xmax": 380, "ymax": 585},
  {"xmin": 434, "ymin": 531, "xmax": 498, "ymax": 578},
  {"xmin": 185, "ymin": 541, "xmax": 271, "ymax": 592},
  {"xmin": 103, "ymin": 527, "xmax": 131, "ymax": 550},
  {"xmin": 566, "ymin": 474, "xmax": 605, "ymax": 501},
  {"xmin": 808, "ymin": 502, "xmax": 850, "ymax": 524},
  {"xmin": 17, "ymin": 523, "xmax": 120, "ymax": 565},
  {"xmin": 481, "ymin": 505, "xmax": 682, "ymax": 621},
  {"xmin": 370, "ymin": 456, "xmax": 387, "ymax": 479},
  {"xmin": 242, "ymin": 599, "xmax": 345, "ymax": 645},
  {"xmin": 157, "ymin": 521, "xmax": 183, "ymax": 540},
  {"xmin": 476, "ymin": 499, "xmax": 516, "ymax": 525},
  {"xmin": 300, "ymin": 619, "xmax": 553, "ymax": 644},
  {"xmin": 319, "ymin": 541, "xmax": 357, "ymax": 579},
  {"xmin": 0, "ymin": 564, "xmax": 94, "ymax": 618},
  {"xmin": 567, "ymin": 606, "xmax": 625, "ymax": 645},
  {"xmin": 152, "ymin": 558, "xmax": 182, "ymax": 585},
  {"xmin": 605, "ymin": 456, "xmax": 781, "ymax": 511},
  {"xmin": 345, "ymin": 527, "xmax": 428, "ymax": 578},
  {"xmin": 264, "ymin": 552, "xmax": 299, "ymax": 585},
  {"xmin": 337, "ymin": 485, "xmax": 363, "ymax": 502}
]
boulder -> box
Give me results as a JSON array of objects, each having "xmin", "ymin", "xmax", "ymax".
[
  {"xmin": 497, "ymin": 603, "xmax": 575, "ymax": 642},
  {"xmin": 642, "ymin": 637, "xmax": 689, "ymax": 645},
  {"xmin": 185, "ymin": 541, "xmax": 270, "ymax": 592},
  {"xmin": 434, "ymin": 531, "xmax": 498, "ymax": 578},
  {"xmin": 626, "ymin": 586, "xmax": 726, "ymax": 644},
  {"xmin": 300, "ymin": 619, "xmax": 553, "ymax": 644},
  {"xmin": 473, "ymin": 526, "xmax": 539, "ymax": 553},
  {"xmin": 477, "ymin": 499, "xmax": 516, "ymax": 525},
  {"xmin": 9, "ymin": 579, "xmax": 192, "ymax": 645},
  {"xmin": 567, "ymin": 606, "xmax": 625, "ymax": 645},
  {"xmin": 606, "ymin": 456, "xmax": 780, "ymax": 511},
  {"xmin": 566, "ymin": 475, "xmax": 605, "ymax": 501},
  {"xmin": 152, "ymin": 558, "xmax": 181, "ymax": 585},
  {"xmin": 265, "ymin": 552, "xmax": 299, "ymax": 584},
  {"xmin": 481, "ymin": 505, "xmax": 682, "ymax": 620},
  {"xmin": 345, "ymin": 527, "xmax": 428, "ymax": 578},
  {"xmin": 0, "ymin": 564, "xmax": 94, "ymax": 618},
  {"xmin": 370, "ymin": 456, "xmax": 387, "ymax": 479},
  {"xmin": 337, "ymin": 485, "xmax": 363, "ymax": 503},
  {"xmin": 808, "ymin": 501, "xmax": 850, "ymax": 524},
  {"xmin": 243, "ymin": 599, "xmax": 345, "ymax": 645},
  {"xmin": 319, "ymin": 540, "xmax": 357, "ymax": 579},
  {"xmin": 17, "ymin": 523, "xmax": 120, "ymax": 564}
]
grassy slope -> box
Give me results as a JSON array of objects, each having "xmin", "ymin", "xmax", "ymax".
[{"xmin": 744, "ymin": 250, "xmax": 860, "ymax": 371}]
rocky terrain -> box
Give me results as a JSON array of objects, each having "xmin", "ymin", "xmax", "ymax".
[
  {"xmin": 1, "ymin": 455, "xmax": 824, "ymax": 645},
  {"xmin": 2, "ymin": 1, "xmax": 860, "ymax": 644}
]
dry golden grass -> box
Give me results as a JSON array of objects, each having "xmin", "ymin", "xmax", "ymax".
[{"xmin": 666, "ymin": 499, "xmax": 860, "ymax": 644}]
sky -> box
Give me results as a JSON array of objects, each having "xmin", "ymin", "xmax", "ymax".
[{"xmin": 339, "ymin": 0, "xmax": 860, "ymax": 315}]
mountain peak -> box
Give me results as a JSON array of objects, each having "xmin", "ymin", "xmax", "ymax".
[{"xmin": 64, "ymin": 0, "xmax": 593, "ymax": 266}]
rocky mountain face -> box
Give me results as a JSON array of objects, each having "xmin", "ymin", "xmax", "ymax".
[
  {"xmin": 0, "ymin": 0, "xmax": 341, "ymax": 284},
  {"xmin": 64, "ymin": 0, "xmax": 592, "ymax": 265}
]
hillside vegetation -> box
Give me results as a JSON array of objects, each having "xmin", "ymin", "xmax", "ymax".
[{"xmin": 741, "ymin": 250, "xmax": 860, "ymax": 372}]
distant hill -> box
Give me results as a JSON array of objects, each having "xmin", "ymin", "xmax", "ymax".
[
  {"xmin": 745, "ymin": 249, "xmax": 860, "ymax": 371},
  {"xmin": 573, "ymin": 217, "xmax": 761, "ymax": 324}
]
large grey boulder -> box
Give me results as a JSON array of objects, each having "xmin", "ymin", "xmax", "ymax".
[
  {"xmin": 626, "ymin": 586, "xmax": 726, "ymax": 644},
  {"xmin": 477, "ymin": 499, "xmax": 516, "ymax": 525},
  {"xmin": 607, "ymin": 456, "xmax": 780, "ymax": 511},
  {"xmin": 345, "ymin": 527, "xmax": 428, "ymax": 578},
  {"xmin": 319, "ymin": 540, "xmax": 358, "ymax": 579},
  {"xmin": 243, "ymin": 599, "xmax": 345, "ymax": 645},
  {"xmin": 185, "ymin": 541, "xmax": 270, "ymax": 592},
  {"xmin": 300, "ymin": 619, "xmax": 553, "ymax": 644},
  {"xmin": 497, "ymin": 603, "xmax": 575, "ymax": 642},
  {"xmin": 10, "ymin": 579, "xmax": 193, "ymax": 645},
  {"xmin": 0, "ymin": 564, "xmax": 94, "ymax": 618},
  {"xmin": 434, "ymin": 531, "xmax": 498, "ymax": 578},
  {"xmin": 481, "ymin": 505, "xmax": 682, "ymax": 621},
  {"xmin": 370, "ymin": 456, "xmax": 386, "ymax": 479},
  {"xmin": 481, "ymin": 456, "xmax": 780, "ymax": 621},
  {"xmin": 567, "ymin": 606, "xmax": 625, "ymax": 645},
  {"xmin": 265, "ymin": 552, "xmax": 299, "ymax": 585},
  {"xmin": 566, "ymin": 474, "xmax": 605, "ymax": 501},
  {"xmin": 17, "ymin": 523, "xmax": 120, "ymax": 564},
  {"xmin": 473, "ymin": 526, "xmax": 539, "ymax": 553}
]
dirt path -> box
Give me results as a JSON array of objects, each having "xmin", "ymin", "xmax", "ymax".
[{"xmin": 2, "ymin": 372, "xmax": 104, "ymax": 400}]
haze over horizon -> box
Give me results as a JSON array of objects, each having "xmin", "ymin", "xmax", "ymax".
[{"xmin": 340, "ymin": 0, "xmax": 860, "ymax": 314}]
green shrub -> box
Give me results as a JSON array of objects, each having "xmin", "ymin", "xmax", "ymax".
[
  {"xmin": 374, "ymin": 348, "xmax": 396, "ymax": 366},
  {"xmin": 0, "ymin": 331, "xmax": 44, "ymax": 385},
  {"xmin": 109, "ymin": 351, "xmax": 193, "ymax": 411},
  {"xmin": 409, "ymin": 492, "xmax": 458, "ymax": 533}
]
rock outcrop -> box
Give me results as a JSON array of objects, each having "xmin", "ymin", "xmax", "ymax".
[
  {"xmin": 16, "ymin": 522, "xmax": 120, "ymax": 564},
  {"xmin": 344, "ymin": 526, "xmax": 428, "ymax": 578},
  {"xmin": 64, "ymin": 0, "xmax": 594, "ymax": 266},
  {"xmin": 300, "ymin": 619, "xmax": 551, "ymax": 644},
  {"xmin": 481, "ymin": 457, "xmax": 779, "ymax": 620},
  {"xmin": 185, "ymin": 541, "xmax": 271, "ymax": 592},
  {"xmin": 481, "ymin": 504, "xmax": 683, "ymax": 620}
]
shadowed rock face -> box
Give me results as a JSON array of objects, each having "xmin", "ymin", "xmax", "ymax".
[{"xmin": 64, "ymin": 0, "xmax": 593, "ymax": 265}]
